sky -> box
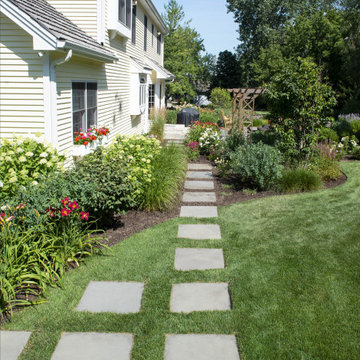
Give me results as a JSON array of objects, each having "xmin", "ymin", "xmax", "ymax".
[{"xmin": 151, "ymin": 0, "xmax": 239, "ymax": 56}]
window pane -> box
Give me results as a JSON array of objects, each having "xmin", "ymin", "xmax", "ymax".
[
  {"xmin": 131, "ymin": 5, "xmax": 136, "ymax": 44},
  {"xmin": 87, "ymin": 108, "xmax": 97, "ymax": 128},
  {"xmin": 144, "ymin": 15, "xmax": 147, "ymax": 51},
  {"xmin": 73, "ymin": 82, "xmax": 85, "ymax": 111},
  {"xmin": 87, "ymin": 83, "xmax": 97, "ymax": 108},
  {"xmin": 73, "ymin": 110, "xmax": 85, "ymax": 133},
  {"xmin": 126, "ymin": 0, "xmax": 131, "ymax": 27},
  {"xmin": 157, "ymin": 33, "xmax": 161, "ymax": 54},
  {"xmin": 119, "ymin": 0, "xmax": 125, "ymax": 23}
]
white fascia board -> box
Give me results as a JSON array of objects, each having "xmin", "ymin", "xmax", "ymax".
[
  {"xmin": 0, "ymin": 0, "xmax": 57, "ymax": 50},
  {"xmin": 145, "ymin": 57, "xmax": 174, "ymax": 80},
  {"xmin": 57, "ymin": 40, "xmax": 118, "ymax": 63}
]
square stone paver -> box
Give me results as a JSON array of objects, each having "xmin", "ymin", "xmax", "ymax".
[
  {"xmin": 174, "ymin": 248, "xmax": 224, "ymax": 271},
  {"xmin": 0, "ymin": 331, "xmax": 31, "ymax": 360},
  {"xmin": 180, "ymin": 206, "xmax": 218, "ymax": 218},
  {"xmin": 170, "ymin": 283, "xmax": 231, "ymax": 313},
  {"xmin": 186, "ymin": 171, "xmax": 213, "ymax": 179},
  {"xmin": 177, "ymin": 224, "xmax": 221, "ymax": 240},
  {"xmin": 182, "ymin": 192, "xmax": 216, "ymax": 203},
  {"xmin": 188, "ymin": 163, "xmax": 212, "ymax": 170},
  {"xmin": 51, "ymin": 333, "xmax": 133, "ymax": 360},
  {"xmin": 184, "ymin": 181, "xmax": 214, "ymax": 190},
  {"xmin": 75, "ymin": 281, "xmax": 144, "ymax": 313},
  {"xmin": 164, "ymin": 334, "xmax": 240, "ymax": 360}
]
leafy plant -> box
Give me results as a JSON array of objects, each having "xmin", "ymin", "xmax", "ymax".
[
  {"xmin": 230, "ymin": 143, "xmax": 283, "ymax": 190},
  {"xmin": 250, "ymin": 131, "xmax": 278, "ymax": 146},
  {"xmin": 0, "ymin": 135, "xmax": 64, "ymax": 201},
  {"xmin": 140, "ymin": 144, "xmax": 187, "ymax": 211},
  {"xmin": 186, "ymin": 141, "xmax": 200, "ymax": 161},
  {"xmin": 185, "ymin": 121, "xmax": 220, "ymax": 155},
  {"xmin": 209, "ymin": 88, "xmax": 232, "ymax": 109},
  {"xmin": 317, "ymin": 127, "xmax": 339, "ymax": 143},
  {"xmin": 277, "ymin": 168, "xmax": 322, "ymax": 193},
  {"xmin": 149, "ymin": 109, "xmax": 167, "ymax": 141},
  {"xmin": 166, "ymin": 110, "xmax": 178, "ymax": 124}
]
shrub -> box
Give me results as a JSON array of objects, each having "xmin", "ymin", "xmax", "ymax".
[
  {"xmin": 0, "ymin": 135, "xmax": 65, "ymax": 201},
  {"xmin": 199, "ymin": 111, "xmax": 219, "ymax": 124},
  {"xmin": 317, "ymin": 127, "xmax": 339, "ymax": 143},
  {"xmin": 350, "ymin": 120, "xmax": 360, "ymax": 139},
  {"xmin": 352, "ymin": 146, "xmax": 360, "ymax": 160},
  {"xmin": 332, "ymin": 118, "xmax": 352, "ymax": 138},
  {"xmin": 209, "ymin": 88, "xmax": 232, "ymax": 109},
  {"xmin": 277, "ymin": 168, "xmax": 322, "ymax": 193},
  {"xmin": 253, "ymin": 118, "xmax": 263, "ymax": 127},
  {"xmin": 230, "ymin": 143, "xmax": 283, "ymax": 190},
  {"xmin": 185, "ymin": 121, "xmax": 220, "ymax": 155},
  {"xmin": 140, "ymin": 144, "xmax": 187, "ymax": 211},
  {"xmin": 166, "ymin": 110, "xmax": 178, "ymax": 124},
  {"xmin": 250, "ymin": 131, "xmax": 278, "ymax": 146}
]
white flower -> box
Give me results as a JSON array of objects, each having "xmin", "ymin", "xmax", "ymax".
[
  {"xmin": 1, "ymin": 205, "xmax": 6, "ymax": 210},
  {"xmin": 25, "ymin": 152, "xmax": 34, "ymax": 157},
  {"xmin": 39, "ymin": 158, "xmax": 47, "ymax": 164},
  {"xmin": 8, "ymin": 150, "xmax": 14, "ymax": 155},
  {"xmin": 33, "ymin": 172, "xmax": 39, "ymax": 179},
  {"xmin": 16, "ymin": 147, "xmax": 23, "ymax": 153},
  {"xmin": 40, "ymin": 152, "xmax": 48, "ymax": 158},
  {"xmin": 9, "ymin": 176, "xmax": 17, "ymax": 183},
  {"xmin": 46, "ymin": 161, "xmax": 53, "ymax": 167},
  {"xmin": 5, "ymin": 156, "xmax": 11, "ymax": 161},
  {"xmin": 20, "ymin": 169, "xmax": 28, "ymax": 176},
  {"xmin": 19, "ymin": 156, "xmax": 26, "ymax": 162},
  {"xmin": 32, "ymin": 180, "xmax": 38, "ymax": 186},
  {"xmin": 0, "ymin": 181, "xmax": 3, "ymax": 188}
]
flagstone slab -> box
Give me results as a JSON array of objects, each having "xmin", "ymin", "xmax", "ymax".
[
  {"xmin": 0, "ymin": 331, "xmax": 31, "ymax": 360},
  {"xmin": 180, "ymin": 206, "xmax": 218, "ymax": 218},
  {"xmin": 170, "ymin": 283, "xmax": 231, "ymax": 313},
  {"xmin": 182, "ymin": 192, "xmax": 216, "ymax": 203},
  {"xmin": 51, "ymin": 333, "xmax": 133, "ymax": 360},
  {"xmin": 164, "ymin": 334, "xmax": 240, "ymax": 360},
  {"xmin": 177, "ymin": 224, "xmax": 221, "ymax": 240},
  {"xmin": 188, "ymin": 163, "xmax": 212, "ymax": 170},
  {"xmin": 75, "ymin": 281, "xmax": 144, "ymax": 314},
  {"xmin": 184, "ymin": 180, "xmax": 214, "ymax": 190},
  {"xmin": 186, "ymin": 171, "xmax": 213, "ymax": 179},
  {"xmin": 174, "ymin": 248, "xmax": 224, "ymax": 271}
]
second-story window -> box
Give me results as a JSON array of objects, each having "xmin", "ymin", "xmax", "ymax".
[
  {"xmin": 119, "ymin": 0, "xmax": 131, "ymax": 28},
  {"xmin": 157, "ymin": 32, "xmax": 161, "ymax": 55},
  {"xmin": 152, "ymin": 24, "xmax": 154, "ymax": 47},
  {"xmin": 144, "ymin": 15, "xmax": 148, "ymax": 51},
  {"xmin": 131, "ymin": 5, "xmax": 136, "ymax": 44}
]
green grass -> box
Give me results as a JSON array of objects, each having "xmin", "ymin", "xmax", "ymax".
[{"xmin": 2, "ymin": 162, "xmax": 360, "ymax": 360}]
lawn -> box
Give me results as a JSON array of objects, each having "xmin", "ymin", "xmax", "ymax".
[{"xmin": 2, "ymin": 161, "xmax": 360, "ymax": 360}]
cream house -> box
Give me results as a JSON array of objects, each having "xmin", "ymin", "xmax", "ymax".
[{"xmin": 0, "ymin": 0, "xmax": 174, "ymax": 157}]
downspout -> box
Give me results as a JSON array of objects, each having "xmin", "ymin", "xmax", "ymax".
[{"xmin": 48, "ymin": 50, "xmax": 73, "ymax": 145}]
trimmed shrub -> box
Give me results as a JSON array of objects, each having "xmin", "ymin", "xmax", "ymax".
[
  {"xmin": 317, "ymin": 127, "xmax": 339, "ymax": 143},
  {"xmin": 277, "ymin": 168, "xmax": 322, "ymax": 193},
  {"xmin": 230, "ymin": 143, "xmax": 283, "ymax": 190},
  {"xmin": 140, "ymin": 144, "xmax": 187, "ymax": 211}
]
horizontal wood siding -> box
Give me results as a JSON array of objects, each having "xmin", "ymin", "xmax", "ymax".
[
  {"xmin": 0, "ymin": 13, "xmax": 44, "ymax": 139},
  {"xmin": 46, "ymin": 0, "xmax": 98, "ymax": 40}
]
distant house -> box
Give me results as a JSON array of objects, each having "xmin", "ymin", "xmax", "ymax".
[{"xmin": 0, "ymin": 0, "xmax": 174, "ymax": 157}]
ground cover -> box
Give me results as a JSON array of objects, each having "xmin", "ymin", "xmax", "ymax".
[{"xmin": 2, "ymin": 161, "xmax": 359, "ymax": 360}]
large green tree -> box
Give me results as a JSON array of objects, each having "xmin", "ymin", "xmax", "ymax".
[{"xmin": 163, "ymin": 0, "xmax": 205, "ymax": 102}]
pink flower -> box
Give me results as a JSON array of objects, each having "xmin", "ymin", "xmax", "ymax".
[
  {"xmin": 0, "ymin": 212, "xmax": 5, "ymax": 219},
  {"xmin": 80, "ymin": 211, "xmax": 89, "ymax": 220},
  {"xmin": 61, "ymin": 208, "xmax": 71, "ymax": 217},
  {"xmin": 69, "ymin": 201, "xmax": 79, "ymax": 210},
  {"xmin": 46, "ymin": 207, "xmax": 55, "ymax": 218},
  {"xmin": 61, "ymin": 197, "xmax": 69, "ymax": 206}
]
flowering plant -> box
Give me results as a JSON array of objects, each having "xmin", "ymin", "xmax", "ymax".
[
  {"xmin": 186, "ymin": 141, "xmax": 200, "ymax": 161},
  {"xmin": 46, "ymin": 197, "xmax": 89, "ymax": 222},
  {"xmin": 74, "ymin": 126, "xmax": 110, "ymax": 145},
  {"xmin": 0, "ymin": 134, "xmax": 65, "ymax": 200}
]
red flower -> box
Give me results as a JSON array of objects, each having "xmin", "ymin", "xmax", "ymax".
[
  {"xmin": 69, "ymin": 201, "xmax": 79, "ymax": 210},
  {"xmin": 81, "ymin": 136, "xmax": 87, "ymax": 140},
  {"xmin": 75, "ymin": 136, "xmax": 81, "ymax": 142},
  {"xmin": 61, "ymin": 208, "xmax": 71, "ymax": 217},
  {"xmin": 46, "ymin": 207, "xmax": 55, "ymax": 218},
  {"xmin": 83, "ymin": 141, "xmax": 89, "ymax": 146},
  {"xmin": 90, "ymin": 135, "xmax": 97, "ymax": 141},
  {"xmin": 0, "ymin": 212, "xmax": 5, "ymax": 219},
  {"xmin": 61, "ymin": 197, "xmax": 69, "ymax": 206},
  {"xmin": 80, "ymin": 211, "xmax": 89, "ymax": 220}
]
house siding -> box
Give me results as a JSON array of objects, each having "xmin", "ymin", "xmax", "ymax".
[{"xmin": 0, "ymin": 13, "xmax": 45, "ymax": 139}]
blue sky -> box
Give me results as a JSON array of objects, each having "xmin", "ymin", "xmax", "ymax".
[{"xmin": 151, "ymin": 0, "xmax": 239, "ymax": 56}]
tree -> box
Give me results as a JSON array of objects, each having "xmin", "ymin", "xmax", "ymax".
[
  {"xmin": 163, "ymin": 0, "xmax": 205, "ymax": 102},
  {"xmin": 266, "ymin": 58, "xmax": 337, "ymax": 161},
  {"xmin": 211, "ymin": 51, "xmax": 242, "ymax": 89}
]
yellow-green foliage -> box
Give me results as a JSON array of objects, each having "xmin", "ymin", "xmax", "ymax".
[{"xmin": 0, "ymin": 135, "xmax": 65, "ymax": 200}]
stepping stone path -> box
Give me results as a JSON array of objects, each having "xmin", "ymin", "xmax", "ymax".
[
  {"xmin": 4, "ymin": 161, "xmax": 240, "ymax": 359},
  {"xmin": 0, "ymin": 331, "xmax": 31, "ymax": 360}
]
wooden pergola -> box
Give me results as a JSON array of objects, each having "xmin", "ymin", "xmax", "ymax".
[{"xmin": 224, "ymin": 88, "xmax": 266, "ymax": 130}]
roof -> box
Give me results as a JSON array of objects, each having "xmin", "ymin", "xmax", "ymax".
[
  {"xmin": 139, "ymin": 0, "xmax": 168, "ymax": 34},
  {"xmin": 8, "ymin": 0, "xmax": 117, "ymax": 61},
  {"xmin": 145, "ymin": 56, "xmax": 175, "ymax": 80}
]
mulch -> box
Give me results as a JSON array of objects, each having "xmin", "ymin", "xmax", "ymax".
[{"xmin": 104, "ymin": 156, "xmax": 347, "ymax": 247}]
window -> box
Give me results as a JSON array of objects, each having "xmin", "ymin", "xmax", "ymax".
[
  {"xmin": 157, "ymin": 32, "xmax": 161, "ymax": 54},
  {"xmin": 131, "ymin": 5, "xmax": 136, "ymax": 44},
  {"xmin": 148, "ymin": 84, "xmax": 155, "ymax": 115},
  {"xmin": 119, "ymin": 0, "xmax": 131, "ymax": 28},
  {"xmin": 151, "ymin": 24, "xmax": 154, "ymax": 47},
  {"xmin": 72, "ymin": 82, "xmax": 97, "ymax": 134},
  {"xmin": 144, "ymin": 15, "xmax": 148, "ymax": 51}
]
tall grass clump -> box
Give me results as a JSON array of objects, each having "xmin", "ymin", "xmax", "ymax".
[
  {"xmin": 277, "ymin": 168, "xmax": 322, "ymax": 193},
  {"xmin": 166, "ymin": 110, "xmax": 178, "ymax": 124},
  {"xmin": 149, "ymin": 108, "xmax": 167, "ymax": 141},
  {"xmin": 140, "ymin": 144, "xmax": 187, "ymax": 211}
]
